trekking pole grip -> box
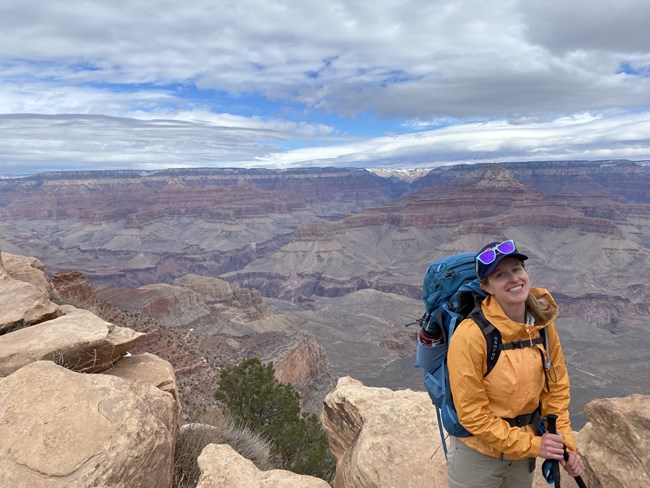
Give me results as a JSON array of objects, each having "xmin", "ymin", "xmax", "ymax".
[
  {"xmin": 546, "ymin": 414, "xmax": 561, "ymax": 487},
  {"xmin": 546, "ymin": 414, "xmax": 589, "ymax": 488}
]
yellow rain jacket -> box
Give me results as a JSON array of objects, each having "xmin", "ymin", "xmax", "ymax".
[{"xmin": 448, "ymin": 287, "xmax": 577, "ymax": 459}]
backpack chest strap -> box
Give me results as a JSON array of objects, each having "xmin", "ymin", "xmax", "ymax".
[
  {"xmin": 501, "ymin": 336, "xmax": 544, "ymax": 350},
  {"xmin": 471, "ymin": 310, "xmax": 547, "ymax": 377}
]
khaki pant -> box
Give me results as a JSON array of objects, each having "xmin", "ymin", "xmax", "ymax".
[{"xmin": 447, "ymin": 436, "xmax": 535, "ymax": 488}]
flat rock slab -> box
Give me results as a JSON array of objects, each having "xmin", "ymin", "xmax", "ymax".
[
  {"xmin": 0, "ymin": 305, "xmax": 145, "ymax": 376},
  {"xmin": 0, "ymin": 271, "xmax": 61, "ymax": 333},
  {"xmin": 0, "ymin": 360, "xmax": 177, "ymax": 488}
]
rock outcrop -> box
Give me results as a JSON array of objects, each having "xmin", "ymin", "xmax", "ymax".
[
  {"xmin": 0, "ymin": 252, "xmax": 62, "ymax": 333},
  {"xmin": 195, "ymin": 444, "xmax": 330, "ymax": 488},
  {"xmin": 0, "ymin": 304, "xmax": 144, "ymax": 375},
  {"xmin": 272, "ymin": 331, "xmax": 335, "ymax": 413},
  {"xmin": 96, "ymin": 274, "xmax": 284, "ymax": 335},
  {"xmin": 0, "ymin": 360, "xmax": 178, "ymax": 488},
  {"xmin": 321, "ymin": 377, "xmax": 448, "ymax": 487},
  {"xmin": 0, "ymin": 254, "xmax": 181, "ymax": 487},
  {"xmin": 577, "ymin": 394, "xmax": 650, "ymax": 488},
  {"xmin": 322, "ymin": 376, "xmax": 647, "ymax": 488},
  {"xmin": 51, "ymin": 269, "xmax": 96, "ymax": 303}
]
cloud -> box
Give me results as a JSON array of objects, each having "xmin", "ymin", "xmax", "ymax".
[
  {"xmin": 0, "ymin": 112, "xmax": 341, "ymax": 174},
  {"xmin": 1, "ymin": 0, "xmax": 650, "ymax": 173},
  {"xmin": 519, "ymin": 0, "xmax": 650, "ymax": 54},
  {"xmin": 255, "ymin": 112, "xmax": 650, "ymax": 168}
]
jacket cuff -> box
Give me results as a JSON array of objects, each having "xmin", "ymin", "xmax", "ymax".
[
  {"xmin": 529, "ymin": 435, "xmax": 542, "ymax": 457},
  {"xmin": 563, "ymin": 431, "xmax": 578, "ymax": 452}
]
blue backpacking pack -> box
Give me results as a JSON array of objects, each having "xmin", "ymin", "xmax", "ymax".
[
  {"xmin": 414, "ymin": 253, "xmax": 497, "ymax": 457},
  {"xmin": 414, "ymin": 252, "xmax": 549, "ymax": 458}
]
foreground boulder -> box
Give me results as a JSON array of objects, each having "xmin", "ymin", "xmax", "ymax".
[
  {"xmin": 321, "ymin": 376, "xmax": 448, "ymax": 487},
  {"xmin": 0, "ymin": 360, "xmax": 179, "ymax": 488},
  {"xmin": 0, "ymin": 264, "xmax": 61, "ymax": 333},
  {"xmin": 1, "ymin": 252, "xmax": 57, "ymax": 293},
  {"xmin": 322, "ymin": 377, "xmax": 641, "ymax": 488},
  {"xmin": 0, "ymin": 305, "xmax": 145, "ymax": 376},
  {"xmin": 577, "ymin": 394, "xmax": 650, "ymax": 488},
  {"xmin": 106, "ymin": 351, "xmax": 181, "ymax": 437},
  {"xmin": 196, "ymin": 443, "xmax": 330, "ymax": 488}
]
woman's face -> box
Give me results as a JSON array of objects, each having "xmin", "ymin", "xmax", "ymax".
[{"xmin": 480, "ymin": 257, "xmax": 531, "ymax": 308}]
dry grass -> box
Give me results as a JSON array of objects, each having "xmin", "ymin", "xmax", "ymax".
[{"xmin": 174, "ymin": 407, "xmax": 273, "ymax": 488}]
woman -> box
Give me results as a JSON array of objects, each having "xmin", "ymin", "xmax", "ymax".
[{"xmin": 446, "ymin": 239, "xmax": 584, "ymax": 487}]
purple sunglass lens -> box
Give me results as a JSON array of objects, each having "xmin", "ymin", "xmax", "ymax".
[
  {"xmin": 477, "ymin": 249, "xmax": 497, "ymax": 264},
  {"xmin": 496, "ymin": 240, "xmax": 516, "ymax": 254}
]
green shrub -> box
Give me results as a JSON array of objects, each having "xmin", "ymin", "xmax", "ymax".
[{"xmin": 215, "ymin": 357, "xmax": 335, "ymax": 481}]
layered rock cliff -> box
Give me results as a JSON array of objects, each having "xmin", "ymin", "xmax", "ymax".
[
  {"xmin": 54, "ymin": 266, "xmax": 334, "ymax": 419},
  {"xmin": 0, "ymin": 167, "xmax": 406, "ymax": 287},
  {"xmin": 1, "ymin": 161, "xmax": 649, "ymax": 430}
]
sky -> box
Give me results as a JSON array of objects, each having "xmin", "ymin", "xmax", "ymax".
[{"xmin": 2, "ymin": 0, "xmax": 650, "ymax": 175}]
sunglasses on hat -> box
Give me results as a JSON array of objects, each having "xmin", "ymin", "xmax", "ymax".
[{"xmin": 476, "ymin": 239, "xmax": 517, "ymax": 265}]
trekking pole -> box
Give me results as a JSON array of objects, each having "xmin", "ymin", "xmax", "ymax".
[
  {"xmin": 545, "ymin": 414, "xmax": 589, "ymax": 488},
  {"xmin": 546, "ymin": 414, "xmax": 562, "ymax": 487}
]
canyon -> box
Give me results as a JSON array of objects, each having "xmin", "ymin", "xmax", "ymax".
[
  {"xmin": 1, "ymin": 160, "xmax": 649, "ymax": 427},
  {"xmin": 2, "ymin": 250, "xmax": 648, "ymax": 487}
]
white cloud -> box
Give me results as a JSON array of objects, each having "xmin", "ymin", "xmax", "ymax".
[
  {"xmin": 255, "ymin": 112, "xmax": 650, "ymax": 168},
  {"xmin": 1, "ymin": 0, "xmax": 650, "ymax": 173}
]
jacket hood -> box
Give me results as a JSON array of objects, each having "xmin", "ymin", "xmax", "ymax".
[{"xmin": 481, "ymin": 287, "xmax": 558, "ymax": 342}]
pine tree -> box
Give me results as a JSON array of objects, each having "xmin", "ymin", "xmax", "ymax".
[{"xmin": 215, "ymin": 357, "xmax": 334, "ymax": 480}]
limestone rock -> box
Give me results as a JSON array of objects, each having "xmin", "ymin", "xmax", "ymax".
[
  {"xmin": 174, "ymin": 273, "xmax": 268, "ymax": 320},
  {"xmin": 322, "ymin": 377, "xmax": 584, "ymax": 488},
  {"xmin": 0, "ymin": 305, "xmax": 145, "ymax": 376},
  {"xmin": 0, "ymin": 360, "xmax": 178, "ymax": 488},
  {"xmin": 1, "ymin": 251, "xmax": 55, "ymax": 293},
  {"xmin": 107, "ymin": 352, "xmax": 178, "ymax": 400},
  {"xmin": 273, "ymin": 331, "xmax": 335, "ymax": 413},
  {"xmin": 98, "ymin": 283, "xmax": 211, "ymax": 327},
  {"xmin": 0, "ymin": 264, "xmax": 61, "ymax": 333},
  {"xmin": 174, "ymin": 273, "xmax": 235, "ymax": 300},
  {"xmin": 106, "ymin": 352, "xmax": 181, "ymax": 438},
  {"xmin": 51, "ymin": 270, "xmax": 95, "ymax": 303},
  {"xmin": 577, "ymin": 394, "xmax": 650, "ymax": 488},
  {"xmin": 97, "ymin": 275, "xmax": 290, "ymax": 335},
  {"xmin": 321, "ymin": 376, "xmax": 448, "ymax": 488},
  {"xmin": 196, "ymin": 443, "xmax": 330, "ymax": 488}
]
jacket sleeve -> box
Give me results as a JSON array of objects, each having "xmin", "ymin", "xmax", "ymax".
[
  {"xmin": 448, "ymin": 320, "xmax": 542, "ymax": 458},
  {"xmin": 539, "ymin": 322, "xmax": 578, "ymax": 451}
]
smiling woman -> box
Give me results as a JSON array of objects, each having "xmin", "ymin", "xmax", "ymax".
[{"xmin": 445, "ymin": 239, "xmax": 584, "ymax": 488}]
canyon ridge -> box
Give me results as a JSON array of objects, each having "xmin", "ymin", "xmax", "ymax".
[{"xmin": 1, "ymin": 160, "xmax": 649, "ymax": 427}]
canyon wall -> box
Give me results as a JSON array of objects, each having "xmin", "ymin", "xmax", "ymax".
[{"xmin": 0, "ymin": 161, "xmax": 648, "ymax": 427}]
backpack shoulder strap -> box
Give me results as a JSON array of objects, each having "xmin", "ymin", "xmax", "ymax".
[{"xmin": 469, "ymin": 308, "xmax": 502, "ymax": 377}]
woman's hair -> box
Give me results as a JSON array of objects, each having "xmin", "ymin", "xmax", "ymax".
[
  {"xmin": 525, "ymin": 293, "xmax": 554, "ymax": 324},
  {"xmin": 479, "ymin": 261, "xmax": 555, "ymax": 324}
]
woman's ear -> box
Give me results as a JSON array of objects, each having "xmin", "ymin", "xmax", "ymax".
[{"xmin": 479, "ymin": 280, "xmax": 491, "ymax": 295}]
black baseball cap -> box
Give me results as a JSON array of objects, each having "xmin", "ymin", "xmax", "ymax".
[{"xmin": 475, "ymin": 240, "xmax": 528, "ymax": 279}]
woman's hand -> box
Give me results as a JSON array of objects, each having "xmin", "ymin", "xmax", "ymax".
[
  {"xmin": 561, "ymin": 450, "xmax": 584, "ymax": 477},
  {"xmin": 539, "ymin": 432, "xmax": 564, "ymax": 460}
]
